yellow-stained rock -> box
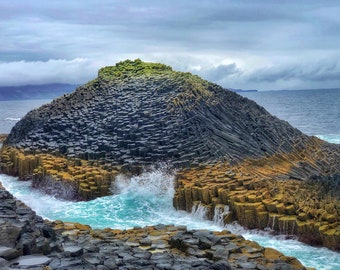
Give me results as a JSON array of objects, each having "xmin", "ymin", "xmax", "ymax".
[
  {"xmin": 0, "ymin": 147, "xmax": 120, "ymax": 200},
  {"xmin": 1, "ymin": 138, "xmax": 340, "ymax": 251}
]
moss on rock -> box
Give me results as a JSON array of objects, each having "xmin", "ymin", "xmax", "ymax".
[{"xmin": 98, "ymin": 59, "xmax": 173, "ymax": 81}]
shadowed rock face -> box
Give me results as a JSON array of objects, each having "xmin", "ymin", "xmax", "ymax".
[{"xmin": 5, "ymin": 59, "xmax": 310, "ymax": 167}]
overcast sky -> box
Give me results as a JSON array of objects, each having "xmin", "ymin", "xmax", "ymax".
[{"xmin": 1, "ymin": 0, "xmax": 340, "ymax": 90}]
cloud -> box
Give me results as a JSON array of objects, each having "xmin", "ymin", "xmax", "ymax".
[
  {"xmin": 1, "ymin": 1, "xmax": 340, "ymax": 89},
  {"xmin": 193, "ymin": 63, "xmax": 242, "ymax": 83},
  {"xmin": 247, "ymin": 59, "xmax": 340, "ymax": 83},
  {"xmin": 0, "ymin": 59, "xmax": 99, "ymax": 86},
  {"xmin": 1, "ymin": 0, "xmax": 337, "ymax": 60}
]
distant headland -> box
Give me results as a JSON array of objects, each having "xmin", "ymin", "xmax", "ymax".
[
  {"xmin": 228, "ymin": 88, "xmax": 258, "ymax": 93},
  {"xmin": 0, "ymin": 83, "xmax": 78, "ymax": 101}
]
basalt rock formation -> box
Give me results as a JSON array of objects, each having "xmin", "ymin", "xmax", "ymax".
[
  {"xmin": 0, "ymin": 183, "xmax": 309, "ymax": 269},
  {"xmin": 0, "ymin": 135, "xmax": 7, "ymax": 142},
  {"xmin": 1, "ymin": 59, "xmax": 340, "ymax": 251},
  {"xmin": 4, "ymin": 59, "xmax": 312, "ymax": 166}
]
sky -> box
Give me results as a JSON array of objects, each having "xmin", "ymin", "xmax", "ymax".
[{"xmin": 1, "ymin": 0, "xmax": 340, "ymax": 90}]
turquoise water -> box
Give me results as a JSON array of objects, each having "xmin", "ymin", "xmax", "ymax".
[
  {"xmin": 317, "ymin": 134, "xmax": 340, "ymax": 144},
  {"xmin": 0, "ymin": 90, "xmax": 339, "ymax": 269},
  {"xmin": 243, "ymin": 233, "xmax": 340, "ymax": 270},
  {"xmin": 1, "ymin": 167, "xmax": 339, "ymax": 270},
  {"xmin": 0, "ymin": 170, "xmax": 223, "ymax": 231}
]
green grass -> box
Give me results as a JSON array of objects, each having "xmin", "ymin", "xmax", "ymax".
[
  {"xmin": 98, "ymin": 59, "xmax": 173, "ymax": 81},
  {"xmin": 96, "ymin": 59, "xmax": 220, "ymax": 110}
]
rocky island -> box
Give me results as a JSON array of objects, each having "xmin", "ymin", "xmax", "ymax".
[{"xmin": 0, "ymin": 59, "xmax": 339, "ymax": 268}]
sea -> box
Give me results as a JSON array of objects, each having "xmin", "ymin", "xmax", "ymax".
[{"xmin": 0, "ymin": 88, "xmax": 339, "ymax": 269}]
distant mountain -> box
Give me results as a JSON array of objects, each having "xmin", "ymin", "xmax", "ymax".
[
  {"xmin": 228, "ymin": 88, "xmax": 258, "ymax": 93},
  {"xmin": 0, "ymin": 83, "xmax": 78, "ymax": 101}
]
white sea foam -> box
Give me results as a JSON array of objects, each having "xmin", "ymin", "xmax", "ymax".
[
  {"xmin": 191, "ymin": 202, "xmax": 208, "ymax": 220},
  {"xmin": 113, "ymin": 165, "xmax": 175, "ymax": 198},
  {"xmin": 1, "ymin": 170, "xmax": 339, "ymax": 270},
  {"xmin": 316, "ymin": 134, "xmax": 340, "ymax": 144},
  {"xmin": 4, "ymin": 117, "xmax": 21, "ymax": 121}
]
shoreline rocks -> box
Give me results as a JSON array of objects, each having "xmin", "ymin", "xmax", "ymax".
[
  {"xmin": 0, "ymin": 59, "xmax": 339, "ymax": 263},
  {"xmin": 1, "ymin": 141, "xmax": 339, "ymax": 250},
  {"xmin": 0, "ymin": 181, "xmax": 311, "ymax": 269},
  {"xmin": 174, "ymin": 167, "xmax": 340, "ymax": 250}
]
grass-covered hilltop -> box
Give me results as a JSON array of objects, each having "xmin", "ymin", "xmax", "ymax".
[
  {"xmin": 2, "ymin": 59, "xmax": 318, "ymax": 164},
  {"xmin": 1, "ymin": 59, "xmax": 340, "ymax": 253}
]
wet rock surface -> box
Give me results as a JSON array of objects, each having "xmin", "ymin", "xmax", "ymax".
[
  {"xmin": 0, "ymin": 182, "xmax": 308, "ymax": 269},
  {"xmin": 174, "ymin": 155, "xmax": 340, "ymax": 251}
]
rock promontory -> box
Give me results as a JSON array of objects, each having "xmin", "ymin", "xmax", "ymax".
[
  {"xmin": 3, "ymin": 59, "xmax": 311, "ymax": 166},
  {"xmin": 1, "ymin": 59, "xmax": 339, "ymax": 251}
]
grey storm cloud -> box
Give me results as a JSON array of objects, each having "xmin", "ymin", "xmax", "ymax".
[
  {"xmin": 248, "ymin": 59, "xmax": 340, "ymax": 83},
  {"xmin": 196, "ymin": 63, "xmax": 241, "ymax": 82},
  {"xmin": 1, "ymin": 0, "xmax": 340, "ymax": 89}
]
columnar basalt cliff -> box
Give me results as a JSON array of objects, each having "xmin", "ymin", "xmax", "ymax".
[
  {"xmin": 4, "ymin": 59, "xmax": 312, "ymax": 165},
  {"xmin": 173, "ymin": 140, "xmax": 340, "ymax": 250},
  {"xmin": 1, "ymin": 59, "xmax": 339, "ymax": 251}
]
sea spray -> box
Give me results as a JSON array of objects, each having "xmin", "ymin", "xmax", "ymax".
[
  {"xmin": 1, "ymin": 172, "xmax": 340, "ymax": 269},
  {"xmin": 191, "ymin": 202, "xmax": 208, "ymax": 220},
  {"xmin": 0, "ymin": 169, "xmax": 222, "ymax": 231},
  {"xmin": 213, "ymin": 204, "xmax": 230, "ymax": 227},
  {"xmin": 112, "ymin": 165, "xmax": 175, "ymax": 198}
]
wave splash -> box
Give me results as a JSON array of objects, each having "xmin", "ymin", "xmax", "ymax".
[
  {"xmin": 316, "ymin": 134, "xmax": 340, "ymax": 144},
  {"xmin": 113, "ymin": 165, "xmax": 175, "ymax": 198},
  {"xmin": 4, "ymin": 117, "xmax": 21, "ymax": 121},
  {"xmin": 1, "ymin": 168, "xmax": 340, "ymax": 269}
]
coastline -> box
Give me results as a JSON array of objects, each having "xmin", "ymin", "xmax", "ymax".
[
  {"xmin": 0, "ymin": 180, "xmax": 310, "ymax": 269},
  {"xmin": 0, "ymin": 134, "xmax": 7, "ymax": 143},
  {"xmin": 1, "ymin": 60, "xmax": 339, "ymax": 268},
  {"xmin": 1, "ymin": 138, "xmax": 339, "ymax": 251}
]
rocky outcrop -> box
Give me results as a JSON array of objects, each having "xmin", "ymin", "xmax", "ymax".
[
  {"xmin": 0, "ymin": 181, "xmax": 60, "ymax": 268},
  {"xmin": 0, "ymin": 134, "xmax": 6, "ymax": 150},
  {"xmin": 0, "ymin": 147, "xmax": 120, "ymax": 200},
  {"xmin": 1, "ymin": 59, "xmax": 340, "ymax": 251},
  {"xmin": 0, "ymin": 182, "xmax": 309, "ymax": 269},
  {"xmin": 4, "ymin": 59, "xmax": 313, "ymax": 168},
  {"xmin": 173, "ymin": 138, "xmax": 340, "ymax": 250}
]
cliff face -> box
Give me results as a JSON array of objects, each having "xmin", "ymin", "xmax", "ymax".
[{"xmin": 5, "ymin": 59, "xmax": 309, "ymax": 167}]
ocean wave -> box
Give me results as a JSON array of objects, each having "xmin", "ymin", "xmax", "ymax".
[
  {"xmin": 4, "ymin": 117, "xmax": 21, "ymax": 121},
  {"xmin": 316, "ymin": 134, "xmax": 340, "ymax": 144},
  {"xmin": 1, "ymin": 173, "xmax": 339, "ymax": 269}
]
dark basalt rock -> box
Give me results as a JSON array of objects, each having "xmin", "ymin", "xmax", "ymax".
[
  {"xmin": 4, "ymin": 59, "xmax": 312, "ymax": 168},
  {"xmin": 0, "ymin": 181, "xmax": 309, "ymax": 269}
]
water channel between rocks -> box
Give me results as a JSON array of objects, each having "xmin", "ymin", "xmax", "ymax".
[{"xmin": 0, "ymin": 171, "xmax": 339, "ymax": 270}]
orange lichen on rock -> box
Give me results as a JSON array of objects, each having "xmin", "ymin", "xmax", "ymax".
[
  {"xmin": 0, "ymin": 134, "xmax": 7, "ymax": 143},
  {"xmin": 0, "ymin": 147, "xmax": 120, "ymax": 200},
  {"xmin": 173, "ymin": 138, "xmax": 340, "ymax": 251}
]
